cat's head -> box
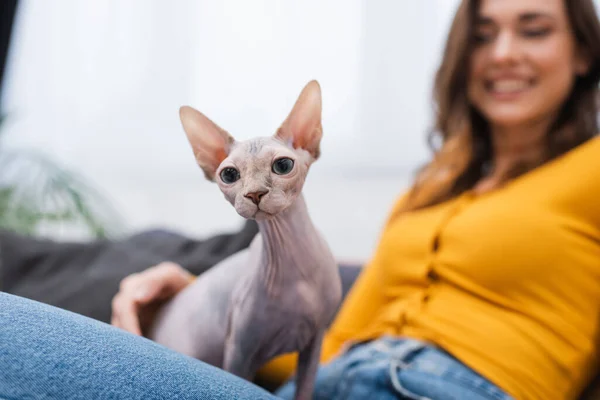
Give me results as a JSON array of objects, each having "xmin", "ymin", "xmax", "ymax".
[{"xmin": 179, "ymin": 80, "xmax": 323, "ymax": 220}]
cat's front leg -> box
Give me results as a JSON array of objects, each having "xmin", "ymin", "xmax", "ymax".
[
  {"xmin": 222, "ymin": 326, "xmax": 258, "ymax": 381},
  {"xmin": 222, "ymin": 300, "xmax": 260, "ymax": 381},
  {"xmin": 293, "ymin": 329, "xmax": 324, "ymax": 400}
]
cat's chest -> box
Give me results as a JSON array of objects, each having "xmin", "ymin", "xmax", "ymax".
[
  {"xmin": 232, "ymin": 230, "xmax": 339, "ymax": 324},
  {"xmin": 241, "ymin": 279, "xmax": 324, "ymax": 355},
  {"xmin": 234, "ymin": 272, "xmax": 327, "ymax": 319}
]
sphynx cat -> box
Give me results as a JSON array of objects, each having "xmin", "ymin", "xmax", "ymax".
[{"xmin": 147, "ymin": 80, "xmax": 342, "ymax": 400}]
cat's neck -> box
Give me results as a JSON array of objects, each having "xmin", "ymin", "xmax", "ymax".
[
  {"xmin": 255, "ymin": 193, "xmax": 322, "ymax": 293},
  {"xmin": 257, "ymin": 194, "xmax": 312, "ymax": 235}
]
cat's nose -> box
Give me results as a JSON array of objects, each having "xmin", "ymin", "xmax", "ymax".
[{"xmin": 245, "ymin": 190, "xmax": 269, "ymax": 205}]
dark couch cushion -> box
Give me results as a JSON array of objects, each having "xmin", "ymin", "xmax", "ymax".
[{"xmin": 0, "ymin": 221, "xmax": 259, "ymax": 323}]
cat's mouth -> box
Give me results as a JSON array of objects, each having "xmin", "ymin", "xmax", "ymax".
[{"xmin": 253, "ymin": 208, "xmax": 274, "ymax": 220}]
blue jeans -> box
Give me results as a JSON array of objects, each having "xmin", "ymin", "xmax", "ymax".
[
  {"xmin": 0, "ymin": 292, "xmax": 278, "ymax": 400},
  {"xmin": 276, "ymin": 336, "xmax": 514, "ymax": 400}
]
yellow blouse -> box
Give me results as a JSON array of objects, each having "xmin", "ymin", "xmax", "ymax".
[{"xmin": 258, "ymin": 136, "xmax": 600, "ymax": 400}]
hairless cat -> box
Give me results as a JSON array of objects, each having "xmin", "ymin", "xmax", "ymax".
[{"xmin": 146, "ymin": 80, "xmax": 342, "ymax": 400}]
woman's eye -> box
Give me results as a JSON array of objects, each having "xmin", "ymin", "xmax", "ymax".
[
  {"xmin": 220, "ymin": 167, "xmax": 240, "ymax": 184},
  {"xmin": 522, "ymin": 28, "xmax": 551, "ymax": 38},
  {"xmin": 272, "ymin": 158, "xmax": 294, "ymax": 175},
  {"xmin": 473, "ymin": 30, "xmax": 494, "ymax": 44}
]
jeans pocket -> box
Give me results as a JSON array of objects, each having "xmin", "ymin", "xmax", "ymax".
[
  {"xmin": 390, "ymin": 348, "xmax": 513, "ymax": 400},
  {"xmin": 389, "ymin": 358, "xmax": 435, "ymax": 400}
]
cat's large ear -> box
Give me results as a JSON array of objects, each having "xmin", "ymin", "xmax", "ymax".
[
  {"xmin": 276, "ymin": 80, "xmax": 323, "ymax": 160},
  {"xmin": 179, "ymin": 106, "xmax": 235, "ymax": 181}
]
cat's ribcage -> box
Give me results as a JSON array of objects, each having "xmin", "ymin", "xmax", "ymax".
[{"xmin": 147, "ymin": 248, "xmax": 257, "ymax": 366}]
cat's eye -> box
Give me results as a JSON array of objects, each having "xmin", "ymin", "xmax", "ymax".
[
  {"xmin": 272, "ymin": 158, "xmax": 294, "ymax": 175},
  {"xmin": 220, "ymin": 167, "xmax": 240, "ymax": 184}
]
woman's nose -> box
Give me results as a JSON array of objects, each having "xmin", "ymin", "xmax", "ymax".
[{"xmin": 490, "ymin": 31, "xmax": 520, "ymax": 65}]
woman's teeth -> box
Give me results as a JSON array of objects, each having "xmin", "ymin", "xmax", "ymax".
[{"xmin": 491, "ymin": 79, "xmax": 530, "ymax": 93}]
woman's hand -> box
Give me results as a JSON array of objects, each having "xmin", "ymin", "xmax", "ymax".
[{"xmin": 111, "ymin": 262, "xmax": 195, "ymax": 335}]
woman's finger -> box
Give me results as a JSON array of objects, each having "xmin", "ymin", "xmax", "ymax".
[
  {"xmin": 112, "ymin": 293, "xmax": 142, "ymax": 335},
  {"xmin": 133, "ymin": 262, "xmax": 193, "ymax": 302}
]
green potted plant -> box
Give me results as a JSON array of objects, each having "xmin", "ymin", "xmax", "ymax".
[{"xmin": 0, "ymin": 117, "xmax": 124, "ymax": 239}]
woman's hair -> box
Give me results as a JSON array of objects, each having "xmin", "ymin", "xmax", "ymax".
[{"xmin": 401, "ymin": 0, "xmax": 600, "ymax": 212}]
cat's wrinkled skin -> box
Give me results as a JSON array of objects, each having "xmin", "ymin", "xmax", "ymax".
[{"xmin": 147, "ymin": 81, "xmax": 342, "ymax": 400}]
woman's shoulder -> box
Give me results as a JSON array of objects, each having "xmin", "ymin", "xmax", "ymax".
[
  {"xmin": 561, "ymin": 135, "xmax": 600, "ymax": 164},
  {"xmin": 535, "ymin": 135, "xmax": 600, "ymax": 181},
  {"xmin": 540, "ymin": 135, "xmax": 600, "ymax": 220}
]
